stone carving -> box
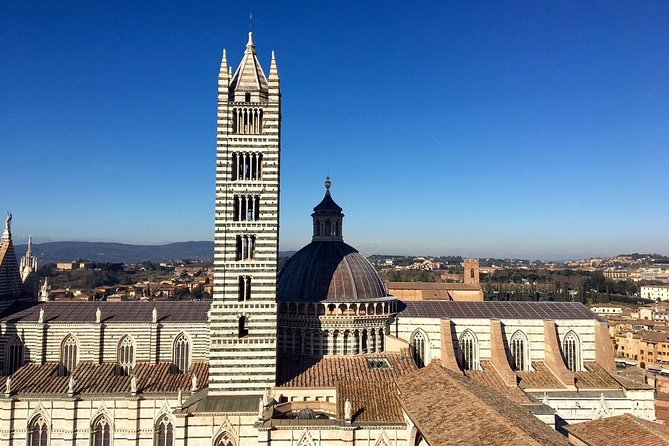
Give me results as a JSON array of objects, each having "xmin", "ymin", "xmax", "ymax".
[
  {"xmin": 152, "ymin": 307, "xmax": 158, "ymax": 324},
  {"xmin": 344, "ymin": 398, "xmax": 352, "ymax": 420},
  {"xmin": 191, "ymin": 374, "xmax": 198, "ymax": 392},
  {"xmin": 38, "ymin": 308, "xmax": 44, "ymax": 323},
  {"xmin": 95, "ymin": 307, "xmax": 102, "ymax": 323},
  {"xmin": 68, "ymin": 376, "xmax": 75, "ymax": 395},
  {"xmin": 258, "ymin": 397, "xmax": 264, "ymax": 420},
  {"xmin": 263, "ymin": 387, "xmax": 272, "ymax": 406},
  {"xmin": 5, "ymin": 376, "xmax": 11, "ymax": 395},
  {"xmin": 130, "ymin": 376, "xmax": 137, "ymax": 394},
  {"xmin": 177, "ymin": 388, "xmax": 182, "ymax": 406}
]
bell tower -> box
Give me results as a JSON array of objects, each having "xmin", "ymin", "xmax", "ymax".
[{"xmin": 210, "ymin": 33, "xmax": 281, "ymax": 395}]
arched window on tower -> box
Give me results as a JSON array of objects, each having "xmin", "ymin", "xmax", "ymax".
[
  {"xmin": 459, "ymin": 330, "xmax": 479, "ymax": 371},
  {"xmin": 509, "ymin": 331, "xmax": 530, "ymax": 371},
  {"xmin": 60, "ymin": 334, "xmax": 79, "ymax": 376},
  {"xmin": 155, "ymin": 415, "xmax": 174, "ymax": 446},
  {"xmin": 28, "ymin": 415, "xmax": 48, "ymax": 446},
  {"xmin": 411, "ymin": 330, "xmax": 428, "ymax": 368},
  {"xmin": 562, "ymin": 331, "xmax": 581, "ymax": 372},
  {"xmin": 238, "ymin": 276, "xmax": 252, "ymax": 301},
  {"xmin": 117, "ymin": 336, "xmax": 135, "ymax": 376},
  {"xmin": 91, "ymin": 416, "xmax": 111, "ymax": 446},
  {"xmin": 5, "ymin": 336, "xmax": 24, "ymax": 375},
  {"xmin": 173, "ymin": 333, "xmax": 190, "ymax": 374}
]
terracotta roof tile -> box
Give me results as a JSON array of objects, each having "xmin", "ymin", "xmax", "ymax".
[
  {"xmin": 575, "ymin": 362, "xmax": 624, "ymax": 390},
  {"xmin": 3, "ymin": 361, "xmax": 207, "ymax": 396},
  {"xmin": 518, "ymin": 362, "xmax": 565, "ymax": 390},
  {"xmin": 465, "ymin": 360, "xmax": 532, "ymax": 403},
  {"xmin": 565, "ymin": 413, "xmax": 669, "ymax": 446},
  {"xmin": 336, "ymin": 381, "xmax": 404, "ymax": 424},
  {"xmin": 277, "ymin": 351, "xmax": 417, "ymax": 387},
  {"xmin": 395, "ymin": 362, "xmax": 569, "ymax": 446}
]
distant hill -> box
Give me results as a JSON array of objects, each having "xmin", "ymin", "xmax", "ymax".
[
  {"xmin": 13, "ymin": 241, "xmax": 214, "ymax": 264},
  {"xmin": 12, "ymin": 241, "xmax": 298, "ymax": 264}
]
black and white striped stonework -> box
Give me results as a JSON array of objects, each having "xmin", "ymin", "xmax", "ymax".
[{"xmin": 209, "ymin": 33, "xmax": 280, "ymax": 395}]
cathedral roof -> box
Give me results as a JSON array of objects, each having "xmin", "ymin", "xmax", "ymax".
[
  {"xmin": 3, "ymin": 361, "xmax": 208, "ymax": 396},
  {"xmin": 398, "ymin": 300, "xmax": 603, "ymax": 321},
  {"xmin": 0, "ymin": 300, "xmax": 211, "ymax": 323},
  {"xmin": 313, "ymin": 178, "xmax": 342, "ymax": 213},
  {"xmin": 277, "ymin": 241, "xmax": 389, "ymax": 302},
  {"xmin": 395, "ymin": 362, "xmax": 570, "ymax": 446},
  {"xmin": 564, "ymin": 413, "xmax": 669, "ymax": 446},
  {"xmin": 229, "ymin": 32, "xmax": 269, "ymax": 96}
]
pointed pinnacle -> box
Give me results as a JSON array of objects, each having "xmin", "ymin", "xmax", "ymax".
[
  {"xmin": 247, "ymin": 31, "xmax": 254, "ymax": 47},
  {"xmin": 220, "ymin": 49, "xmax": 228, "ymax": 74},
  {"xmin": 269, "ymin": 50, "xmax": 279, "ymax": 81}
]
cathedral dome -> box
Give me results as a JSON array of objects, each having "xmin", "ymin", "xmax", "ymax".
[
  {"xmin": 278, "ymin": 241, "xmax": 388, "ymax": 303},
  {"xmin": 278, "ymin": 179, "xmax": 389, "ymax": 303}
]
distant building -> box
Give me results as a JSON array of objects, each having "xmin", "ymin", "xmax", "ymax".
[
  {"xmin": 641, "ymin": 285, "xmax": 669, "ymax": 301},
  {"xmin": 55, "ymin": 261, "xmax": 93, "ymax": 271},
  {"xmin": 590, "ymin": 304, "xmax": 626, "ymax": 316}
]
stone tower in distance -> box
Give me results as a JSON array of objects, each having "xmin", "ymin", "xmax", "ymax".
[
  {"xmin": 210, "ymin": 32, "xmax": 280, "ymax": 395},
  {"xmin": 464, "ymin": 258, "xmax": 480, "ymax": 285}
]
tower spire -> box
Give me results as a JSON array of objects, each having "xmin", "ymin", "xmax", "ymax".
[{"xmin": 269, "ymin": 50, "xmax": 280, "ymax": 82}]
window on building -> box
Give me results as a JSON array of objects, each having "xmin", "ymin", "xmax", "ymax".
[
  {"xmin": 5, "ymin": 336, "xmax": 24, "ymax": 375},
  {"xmin": 173, "ymin": 334, "xmax": 190, "ymax": 374},
  {"xmin": 509, "ymin": 331, "xmax": 529, "ymax": 371},
  {"xmin": 231, "ymin": 153, "xmax": 262, "ymax": 181},
  {"xmin": 91, "ymin": 416, "xmax": 111, "ymax": 446},
  {"xmin": 61, "ymin": 335, "xmax": 79, "ymax": 376},
  {"xmin": 233, "ymin": 195, "xmax": 260, "ymax": 221},
  {"xmin": 411, "ymin": 330, "xmax": 427, "ymax": 368},
  {"xmin": 563, "ymin": 331, "xmax": 581, "ymax": 372},
  {"xmin": 155, "ymin": 415, "xmax": 174, "ymax": 446},
  {"xmin": 117, "ymin": 336, "xmax": 135, "ymax": 376},
  {"xmin": 367, "ymin": 357, "xmax": 392, "ymax": 369},
  {"xmin": 459, "ymin": 330, "xmax": 478, "ymax": 371},
  {"xmin": 238, "ymin": 276, "xmax": 252, "ymax": 301},
  {"xmin": 28, "ymin": 415, "xmax": 48, "ymax": 446},
  {"xmin": 244, "ymin": 92, "xmax": 251, "ymax": 102},
  {"xmin": 236, "ymin": 235, "xmax": 256, "ymax": 261},
  {"xmin": 215, "ymin": 432, "xmax": 236, "ymax": 446},
  {"xmin": 238, "ymin": 316, "xmax": 248, "ymax": 338}
]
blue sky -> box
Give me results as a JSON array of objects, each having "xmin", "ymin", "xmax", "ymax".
[{"xmin": 1, "ymin": 1, "xmax": 667, "ymax": 260}]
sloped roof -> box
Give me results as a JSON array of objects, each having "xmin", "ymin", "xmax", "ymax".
[
  {"xmin": 0, "ymin": 300, "xmax": 211, "ymax": 323},
  {"xmin": 564, "ymin": 413, "xmax": 669, "ymax": 446},
  {"xmin": 3, "ymin": 361, "xmax": 207, "ymax": 396},
  {"xmin": 395, "ymin": 362, "xmax": 569, "ymax": 446},
  {"xmin": 277, "ymin": 351, "xmax": 416, "ymax": 387},
  {"xmin": 399, "ymin": 300, "xmax": 602, "ymax": 321},
  {"xmin": 229, "ymin": 32, "xmax": 268, "ymax": 96}
]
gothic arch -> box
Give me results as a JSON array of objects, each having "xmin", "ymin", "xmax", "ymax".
[
  {"xmin": 509, "ymin": 330, "xmax": 530, "ymax": 371},
  {"xmin": 172, "ymin": 332, "xmax": 191, "ymax": 373},
  {"xmin": 410, "ymin": 328, "xmax": 429, "ymax": 368},
  {"xmin": 458, "ymin": 329, "xmax": 479, "ymax": 371},
  {"xmin": 155, "ymin": 413, "xmax": 175, "ymax": 446},
  {"xmin": 296, "ymin": 430, "xmax": 315, "ymax": 446},
  {"xmin": 117, "ymin": 335, "xmax": 135, "ymax": 375},
  {"xmin": 562, "ymin": 330, "xmax": 581, "ymax": 372},
  {"xmin": 213, "ymin": 431, "xmax": 236, "ymax": 446},
  {"xmin": 91, "ymin": 413, "xmax": 112, "ymax": 446},
  {"xmin": 27, "ymin": 412, "xmax": 49, "ymax": 446},
  {"xmin": 374, "ymin": 431, "xmax": 391, "ymax": 446},
  {"xmin": 60, "ymin": 333, "xmax": 79, "ymax": 375},
  {"xmin": 5, "ymin": 335, "xmax": 24, "ymax": 374}
]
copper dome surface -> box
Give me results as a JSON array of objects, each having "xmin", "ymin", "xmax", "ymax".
[{"xmin": 278, "ymin": 241, "xmax": 389, "ymax": 302}]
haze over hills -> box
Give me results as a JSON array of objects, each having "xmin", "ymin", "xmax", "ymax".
[
  {"xmin": 13, "ymin": 241, "xmax": 299, "ymax": 264},
  {"xmin": 14, "ymin": 241, "xmax": 214, "ymax": 264}
]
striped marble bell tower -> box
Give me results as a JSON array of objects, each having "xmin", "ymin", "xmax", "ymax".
[{"xmin": 210, "ymin": 32, "xmax": 281, "ymax": 395}]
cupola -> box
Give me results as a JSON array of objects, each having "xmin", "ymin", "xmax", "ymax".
[{"xmin": 312, "ymin": 177, "xmax": 344, "ymax": 242}]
